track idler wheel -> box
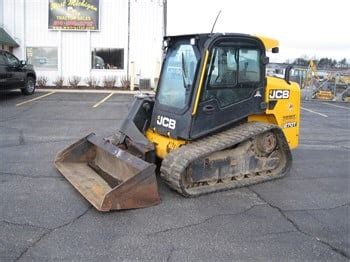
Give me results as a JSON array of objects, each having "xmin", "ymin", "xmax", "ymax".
[{"xmin": 255, "ymin": 131, "xmax": 277, "ymax": 156}]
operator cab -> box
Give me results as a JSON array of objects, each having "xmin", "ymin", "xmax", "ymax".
[{"xmin": 151, "ymin": 33, "xmax": 276, "ymax": 140}]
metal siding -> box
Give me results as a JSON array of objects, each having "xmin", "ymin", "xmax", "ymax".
[
  {"xmin": 90, "ymin": 0, "xmax": 128, "ymax": 85},
  {"xmin": 24, "ymin": 0, "xmax": 61, "ymax": 84},
  {"xmin": 62, "ymin": 31, "xmax": 90, "ymax": 81},
  {"xmin": 2, "ymin": 0, "xmax": 14, "ymax": 34},
  {"xmin": 91, "ymin": 0, "xmax": 128, "ymax": 48},
  {"xmin": 2, "ymin": 0, "xmax": 164, "ymax": 86},
  {"xmin": 130, "ymin": 0, "xmax": 164, "ymax": 86},
  {"xmin": 2, "ymin": 0, "xmax": 17, "ymax": 48},
  {"xmin": 25, "ymin": 0, "xmax": 59, "ymax": 47},
  {"xmin": 0, "ymin": 0, "xmax": 4, "ymax": 26}
]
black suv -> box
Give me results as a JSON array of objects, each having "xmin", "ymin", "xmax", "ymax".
[{"xmin": 0, "ymin": 50, "xmax": 36, "ymax": 95}]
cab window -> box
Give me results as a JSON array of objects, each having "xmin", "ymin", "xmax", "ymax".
[
  {"xmin": 5, "ymin": 53, "xmax": 20, "ymax": 66},
  {"xmin": 207, "ymin": 47, "xmax": 238, "ymax": 87},
  {"xmin": 238, "ymin": 49, "xmax": 260, "ymax": 82},
  {"xmin": 203, "ymin": 46, "xmax": 261, "ymax": 107},
  {"xmin": 157, "ymin": 44, "xmax": 199, "ymax": 109},
  {"xmin": 0, "ymin": 53, "xmax": 7, "ymax": 65}
]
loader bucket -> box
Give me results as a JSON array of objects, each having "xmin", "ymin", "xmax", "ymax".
[{"xmin": 54, "ymin": 133, "xmax": 160, "ymax": 212}]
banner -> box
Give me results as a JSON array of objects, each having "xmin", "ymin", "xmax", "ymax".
[{"xmin": 48, "ymin": 0, "xmax": 99, "ymax": 30}]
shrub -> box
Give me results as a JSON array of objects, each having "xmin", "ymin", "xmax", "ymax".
[
  {"xmin": 103, "ymin": 76, "xmax": 117, "ymax": 88},
  {"xmin": 68, "ymin": 76, "xmax": 81, "ymax": 88},
  {"xmin": 120, "ymin": 75, "xmax": 131, "ymax": 89},
  {"xmin": 85, "ymin": 76, "xmax": 99, "ymax": 88},
  {"xmin": 53, "ymin": 76, "xmax": 64, "ymax": 88},
  {"xmin": 37, "ymin": 76, "xmax": 48, "ymax": 88}
]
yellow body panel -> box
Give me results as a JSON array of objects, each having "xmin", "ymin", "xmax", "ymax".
[
  {"xmin": 148, "ymin": 76, "xmax": 300, "ymax": 159},
  {"xmin": 255, "ymin": 35, "xmax": 279, "ymax": 51},
  {"xmin": 146, "ymin": 129, "xmax": 186, "ymax": 159},
  {"xmin": 248, "ymin": 77, "xmax": 301, "ymax": 149}
]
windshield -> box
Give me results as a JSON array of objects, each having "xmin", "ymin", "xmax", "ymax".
[{"xmin": 157, "ymin": 44, "xmax": 199, "ymax": 109}]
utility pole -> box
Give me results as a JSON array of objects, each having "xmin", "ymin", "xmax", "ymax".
[
  {"xmin": 163, "ymin": 0, "xmax": 167, "ymax": 37},
  {"xmin": 127, "ymin": 0, "xmax": 131, "ymax": 78}
]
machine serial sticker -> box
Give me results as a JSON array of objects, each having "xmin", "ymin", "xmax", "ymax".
[
  {"xmin": 283, "ymin": 114, "xmax": 296, "ymax": 120},
  {"xmin": 269, "ymin": 90, "xmax": 290, "ymax": 99}
]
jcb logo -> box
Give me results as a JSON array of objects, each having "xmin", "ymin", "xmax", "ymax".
[
  {"xmin": 269, "ymin": 90, "xmax": 290, "ymax": 99},
  {"xmin": 156, "ymin": 115, "xmax": 176, "ymax": 130}
]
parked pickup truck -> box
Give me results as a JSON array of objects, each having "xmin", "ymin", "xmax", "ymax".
[{"xmin": 0, "ymin": 50, "xmax": 36, "ymax": 95}]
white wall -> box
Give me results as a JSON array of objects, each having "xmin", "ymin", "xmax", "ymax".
[
  {"xmin": 2, "ymin": 0, "xmax": 22, "ymax": 56},
  {"xmin": 0, "ymin": 0, "xmax": 4, "ymax": 25},
  {"xmin": 90, "ymin": 0, "xmax": 128, "ymax": 86},
  {"xmin": 23, "ymin": 0, "xmax": 60, "ymax": 84},
  {"xmin": 1, "ymin": 0, "xmax": 164, "ymax": 87},
  {"xmin": 129, "ymin": 0, "xmax": 164, "ymax": 86}
]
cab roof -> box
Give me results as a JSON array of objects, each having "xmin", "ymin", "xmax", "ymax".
[
  {"xmin": 255, "ymin": 35, "xmax": 279, "ymax": 51},
  {"xmin": 164, "ymin": 33, "xmax": 279, "ymax": 52}
]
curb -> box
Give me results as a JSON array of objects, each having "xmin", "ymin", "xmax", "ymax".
[{"xmin": 36, "ymin": 88, "xmax": 155, "ymax": 95}]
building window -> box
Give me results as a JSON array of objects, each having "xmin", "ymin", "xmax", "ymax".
[
  {"xmin": 26, "ymin": 47, "xmax": 58, "ymax": 70},
  {"xmin": 91, "ymin": 48, "xmax": 124, "ymax": 70}
]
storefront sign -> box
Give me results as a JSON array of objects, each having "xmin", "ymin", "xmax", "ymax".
[{"xmin": 48, "ymin": 0, "xmax": 99, "ymax": 30}]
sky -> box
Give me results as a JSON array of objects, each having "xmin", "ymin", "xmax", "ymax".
[{"xmin": 167, "ymin": 0, "xmax": 350, "ymax": 63}]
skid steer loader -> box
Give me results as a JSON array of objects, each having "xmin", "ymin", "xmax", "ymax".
[{"xmin": 55, "ymin": 33, "xmax": 300, "ymax": 211}]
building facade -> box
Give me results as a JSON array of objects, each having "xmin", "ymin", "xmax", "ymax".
[{"xmin": 0, "ymin": 0, "xmax": 166, "ymax": 87}]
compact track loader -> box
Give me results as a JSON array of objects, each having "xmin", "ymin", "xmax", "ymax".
[{"xmin": 55, "ymin": 33, "xmax": 301, "ymax": 211}]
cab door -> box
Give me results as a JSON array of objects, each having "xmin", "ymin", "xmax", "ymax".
[
  {"xmin": 4, "ymin": 52, "xmax": 25, "ymax": 89},
  {"xmin": 0, "ymin": 52, "xmax": 8, "ymax": 89},
  {"xmin": 190, "ymin": 37, "xmax": 266, "ymax": 138}
]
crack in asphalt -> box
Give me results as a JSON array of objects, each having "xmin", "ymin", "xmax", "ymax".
[
  {"xmin": 288, "ymin": 175, "xmax": 348, "ymax": 181},
  {"xmin": 1, "ymin": 160, "xmax": 54, "ymax": 164},
  {"xmin": 0, "ymin": 125, "xmax": 26, "ymax": 147},
  {"xmin": 283, "ymin": 202, "xmax": 350, "ymax": 213},
  {"xmin": 289, "ymin": 168, "xmax": 347, "ymax": 181},
  {"xmin": 147, "ymin": 204, "xmax": 266, "ymax": 237},
  {"xmin": 302, "ymin": 139, "xmax": 350, "ymax": 144},
  {"xmin": 254, "ymin": 230, "xmax": 297, "ymax": 238},
  {"xmin": 0, "ymin": 125, "xmax": 23, "ymax": 132},
  {"xmin": 0, "ymin": 171, "xmax": 63, "ymax": 180},
  {"xmin": 0, "ymin": 124, "xmax": 81, "ymax": 148},
  {"xmin": 298, "ymin": 144, "xmax": 350, "ymax": 150},
  {"xmin": 19, "ymin": 129, "xmax": 26, "ymax": 145},
  {"xmin": 0, "ymin": 138, "xmax": 75, "ymax": 148},
  {"xmin": 14, "ymin": 206, "xmax": 92, "ymax": 262},
  {"xmin": 166, "ymin": 247, "xmax": 176, "ymax": 262},
  {"xmin": 1, "ymin": 220, "xmax": 50, "ymax": 230},
  {"xmin": 306, "ymin": 211, "xmax": 334, "ymax": 230},
  {"xmin": 248, "ymin": 187, "xmax": 350, "ymax": 259},
  {"xmin": 0, "ymin": 105, "xmax": 35, "ymax": 122}
]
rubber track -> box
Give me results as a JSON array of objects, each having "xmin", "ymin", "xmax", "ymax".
[{"xmin": 160, "ymin": 122, "xmax": 292, "ymax": 197}]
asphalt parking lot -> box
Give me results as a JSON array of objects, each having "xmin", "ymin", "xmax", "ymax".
[{"xmin": 0, "ymin": 90, "xmax": 349, "ymax": 261}]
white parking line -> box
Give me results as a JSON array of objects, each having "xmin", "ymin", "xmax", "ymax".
[
  {"xmin": 92, "ymin": 92, "xmax": 114, "ymax": 108},
  {"xmin": 16, "ymin": 91, "xmax": 56, "ymax": 106},
  {"xmin": 36, "ymin": 88, "xmax": 148, "ymax": 94},
  {"xmin": 323, "ymin": 102, "xmax": 350, "ymax": 110},
  {"xmin": 301, "ymin": 107, "xmax": 328, "ymax": 118}
]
